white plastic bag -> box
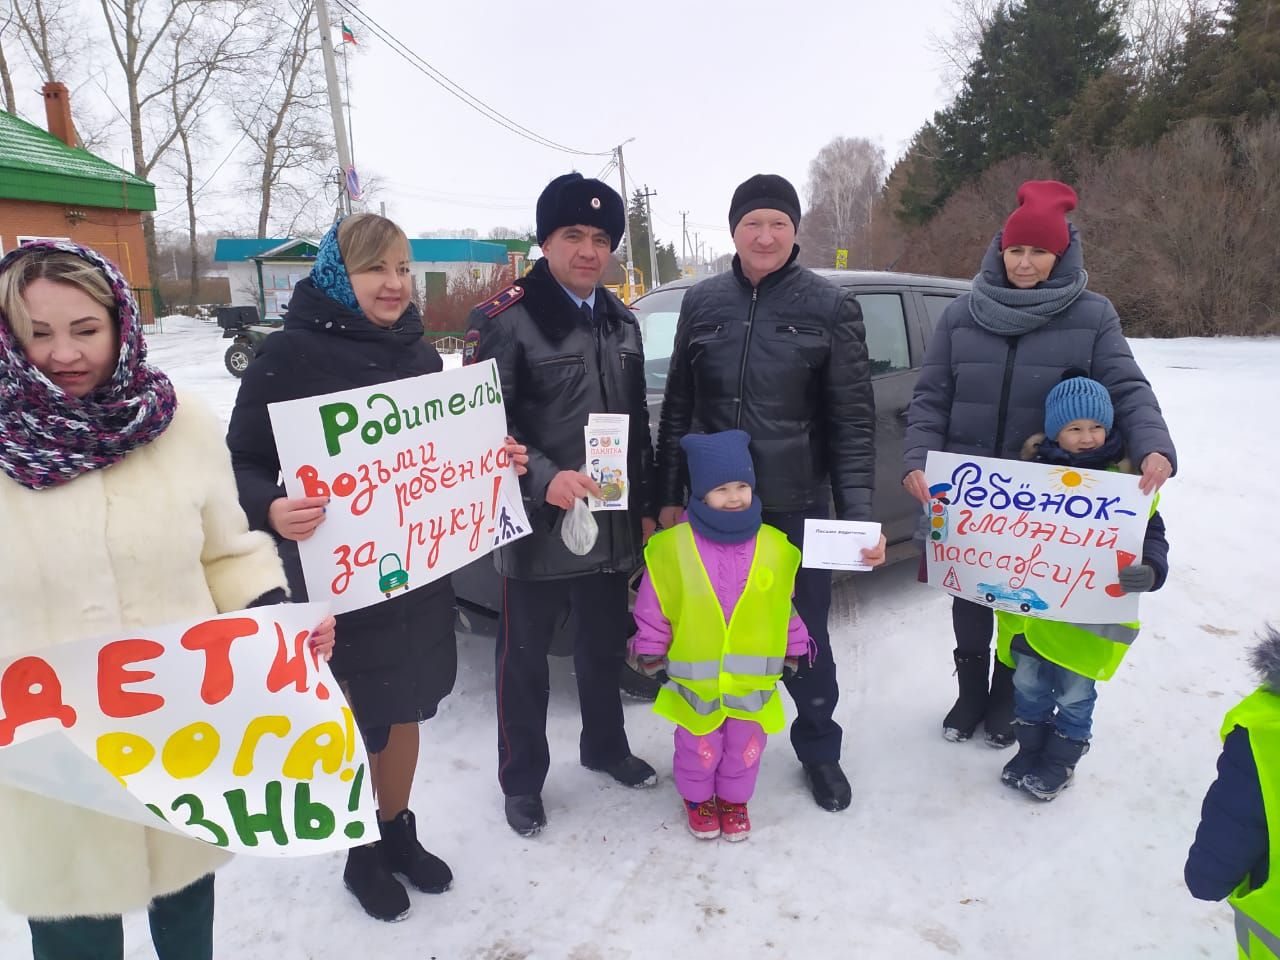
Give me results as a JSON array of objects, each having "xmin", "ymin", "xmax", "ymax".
[{"xmin": 560, "ymin": 497, "xmax": 599, "ymax": 556}]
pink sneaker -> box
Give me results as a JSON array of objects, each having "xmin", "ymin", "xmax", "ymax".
[
  {"xmin": 684, "ymin": 798, "xmax": 720, "ymax": 839},
  {"xmin": 718, "ymin": 799, "xmax": 751, "ymax": 841}
]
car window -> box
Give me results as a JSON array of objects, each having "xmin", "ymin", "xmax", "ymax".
[
  {"xmin": 852, "ymin": 293, "xmax": 910, "ymax": 376},
  {"xmin": 922, "ymin": 294, "xmax": 958, "ymax": 333},
  {"xmin": 631, "ymin": 287, "xmax": 687, "ymax": 390}
]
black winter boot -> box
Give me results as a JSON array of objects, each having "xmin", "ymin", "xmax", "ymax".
[
  {"xmin": 1021, "ymin": 730, "xmax": 1090, "ymax": 801},
  {"xmin": 1000, "ymin": 720, "xmax": 1053, "ymax": 788},
  {"xmin": 343, "ymin": 841, "xmax": 410, "ymax": 922},
  {"xmin": 942, "ymin": 651, "xmax": 990, "ymax": 742},
  {"xmin": 983, "ymin": 659, "xmax": 1016, "ymax": 748},
  {"xmin": 379, "ymin": 809, "xmax": 453, "ymax": 894}
]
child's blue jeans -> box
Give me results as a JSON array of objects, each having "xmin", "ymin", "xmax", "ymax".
[{"xmin": 1012, "ymin": 651, "xmax": 1097, "ymax": 741}]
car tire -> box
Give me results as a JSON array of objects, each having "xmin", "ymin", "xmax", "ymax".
[
  {"xmin": 619, "ymin": 659, "xmax": 660, "ymax": 702},
  {"xmin": 985, "ymin": 592, "xmax": 996, "ymax": 603},
  {"xmin": 1019, "ymin": 602, "xmax": 1031, "ymax": 613},
  {"xmin": 225, "ymin": 343, "xmax": 254, "ymax": 377}
]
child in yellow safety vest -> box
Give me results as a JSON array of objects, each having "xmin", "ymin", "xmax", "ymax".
[
  {"xmin": 628, "ymin": 430, "xmax": 812, "ymax": 841},
  {"xmin": 997, "ymin": 374, "xmax": 1170, "ymax": 801},
  {"xmin": 1186, "ymin": 626, "xmax": 1280, "ymax": 959}
]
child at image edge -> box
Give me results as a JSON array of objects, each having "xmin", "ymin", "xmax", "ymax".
[
  {"xmin": 629, "ymin": 429, "xmax": 812, "ymax": 840},
  {"xmin": 996, "ymin": 374, "xmax": 1170, "ymax": 801}
]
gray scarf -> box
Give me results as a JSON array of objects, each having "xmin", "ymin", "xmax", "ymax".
[{"xmin": 969, "ymin": 267, "xmax": 1089, "ymax": 336}]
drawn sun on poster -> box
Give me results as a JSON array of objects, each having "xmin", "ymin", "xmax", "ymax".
[{"xmin": 1048, "ymin": 466, "xmax": 1098, "ymax": 492}]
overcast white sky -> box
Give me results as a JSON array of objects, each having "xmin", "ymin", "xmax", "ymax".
[
  {"xmin": 9, "ymin": 0, "xmax": 963, "ymax": 255},
  {"xmin": 339, "ymin": 0, "xmax": 960, "ymax": 257}
]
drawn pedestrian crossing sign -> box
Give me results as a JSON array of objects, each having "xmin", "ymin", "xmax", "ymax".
[{"xmin": 942, "ymin": 566, "xmax": 961, "ymax": 591}]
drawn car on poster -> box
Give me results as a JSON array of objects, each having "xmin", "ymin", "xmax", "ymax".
[{"xmin": 977, "ymin": 581, "xmax": 1049, "ymax": 613}]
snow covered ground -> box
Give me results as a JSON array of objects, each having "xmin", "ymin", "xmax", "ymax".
[{"xmin": 1, "ymin": 317, "xmax": 1274, "ymax": 958}]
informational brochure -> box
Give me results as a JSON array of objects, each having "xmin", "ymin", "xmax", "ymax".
[
  {"xmin": 584, "ymin": 413, "xmax": 629, "ymax": 511},
  {"xmin": 801, "ymin": 519, "xmax": 882, "ymax": 571}
]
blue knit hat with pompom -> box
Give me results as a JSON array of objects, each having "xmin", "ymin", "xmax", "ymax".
[{"xmin": 1045, "ymin": 376, "xmax": 1114, "ymax": 441}]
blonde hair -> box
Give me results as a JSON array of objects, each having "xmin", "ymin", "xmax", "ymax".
[
  {"xmin": 0, "ymin": 250, "xmax": 117, "ymax": 343},
  {"xmin": 338, "ymin": 213, "xmax": 411, "ymax": 275}
]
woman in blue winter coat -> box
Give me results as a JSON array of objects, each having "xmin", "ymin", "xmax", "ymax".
[{"xmin": 902, "ymin": 180, "xmax": 1178, "ymax": 749}]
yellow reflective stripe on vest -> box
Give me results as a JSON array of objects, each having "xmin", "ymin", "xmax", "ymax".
[
  {"xmin": 723, "ymin": 654, "xmax": 786, "ymax": 676},
  {"xmin": 667, "ymin": 655, "xmax": 786, "ymax": 680},
  {"xmin": 1063, "ymin": 621, "xmax": 1140, "ymax": 646},
  {"xmin": 724, "ymin": 688, "xmax": 776, "ymax": 712},
  {"xmin": 663, "ymin": 680, "xmax": 720, "ymax": 715},
  {"xmin": 1236, "ymin": 905, "xmax": 1280, "ymax": 958},
  {"xmin": 667, "ymin": 660, "xmax": 720, "ymax": 681}
]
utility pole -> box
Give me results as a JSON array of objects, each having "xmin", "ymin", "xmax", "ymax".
[
  {"xmin": 614, "ymin": 139, "xmax": 636, "ymax": 297},
  {"xmin": 679, "ymin": 210, "xmax": 688, "ymax": 269},
  {"xmin": 640, "ymin": 185, "xmax": 659, "ymax": 289},
  {"xmin": 693, "ymin": 232, "xmax": 700, "ymax": 275},
  {"xmin": 314, "ymin": 0, "xmax": 353, "ymax": 215}
]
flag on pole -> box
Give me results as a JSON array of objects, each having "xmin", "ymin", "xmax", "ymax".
[{"xmin": 340, "ymin": 22, "xmax": 357, "ymax": 44}]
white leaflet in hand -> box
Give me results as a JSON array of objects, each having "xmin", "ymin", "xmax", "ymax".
[
  {"xmin": 802, "ymin": 519, "xmax": 882, "ymax": 571},
  {"xmin": 584, "ymin": 413, "xmax": 629, "ymax": 511}
]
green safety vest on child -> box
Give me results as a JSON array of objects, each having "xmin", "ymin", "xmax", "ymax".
[
  {"xmin": 994, "ymin": 493, "xmax": 1159, "ymax": 682},
  {"xmin": 1221, "ymin": 688, "xmax": 1280, "ymax": 959},
  {"xmin": 645, "ymin": 523, "xmax": 799, "ymax": 736}
]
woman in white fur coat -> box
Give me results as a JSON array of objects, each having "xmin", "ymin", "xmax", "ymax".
[{"xmin": 0, "ymin": 241, "xmax": 334, "ymax": 960}]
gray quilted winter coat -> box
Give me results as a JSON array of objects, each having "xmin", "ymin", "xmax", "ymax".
[{"xmin": 903, "ymin": 226, "xmax": 1177, "ymax": 476}]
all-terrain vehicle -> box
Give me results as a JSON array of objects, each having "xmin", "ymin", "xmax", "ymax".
[{"xmin": 216, "ymin": 306, "xmax": 282, "ymax": 377}]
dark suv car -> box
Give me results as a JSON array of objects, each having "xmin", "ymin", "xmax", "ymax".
[{"xmin": 451, "ymin": 268, "xmax": 970, "ymax": 654}]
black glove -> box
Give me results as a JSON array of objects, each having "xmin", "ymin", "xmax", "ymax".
[{"xmin": 1117, "ymin": 564, "xmax": 1156, "ymax": 594}]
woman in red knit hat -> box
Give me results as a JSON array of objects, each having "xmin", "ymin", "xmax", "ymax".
[{"xmin": 899, "ymin": 180, "xmax": 1178, "ymax": 749}]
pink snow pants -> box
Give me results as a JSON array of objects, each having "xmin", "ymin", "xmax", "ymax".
[{"xmin": 673, "ymin": 718, "xmax": 767, "ymax": 804}]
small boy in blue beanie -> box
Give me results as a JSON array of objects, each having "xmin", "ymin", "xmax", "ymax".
[
  {"xmin": 996, "ymin": 374, "xmax": 1171, "ymax": 800},
  {"xmin": 629, "ymin": 430, "xmax": 812, "ymax": 840}
]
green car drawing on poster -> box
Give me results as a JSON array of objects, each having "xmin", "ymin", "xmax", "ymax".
[{"xmin": 378, "ymin": 553, "xmax": 410, "ymax": 598}]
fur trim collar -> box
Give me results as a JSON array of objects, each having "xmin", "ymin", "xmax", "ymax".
[
  {"xmin": 1019, "ymin": 431, "xmax": 1133, "ymax": 474},
  {"xmin": 1250, "ymin": 627, "xmax": 1280, "ymax": 692},
  {"xmin": 514, "ymin": 258, "xmax": 633, "ymax": 342}
]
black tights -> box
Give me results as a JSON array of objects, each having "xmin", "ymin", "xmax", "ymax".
[{"xmin": 952, "ymin": 596, "xmax": 994, "ymax": 657}]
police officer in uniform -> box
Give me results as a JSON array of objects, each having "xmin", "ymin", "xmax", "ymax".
[{"xmin": 465, "ymin": 173, "xmax": 658, "ymax": 836}]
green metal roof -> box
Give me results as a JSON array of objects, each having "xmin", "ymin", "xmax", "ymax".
[{"xmin": 0, "ymin": 111, "xmax": 156, "ymax": 211}]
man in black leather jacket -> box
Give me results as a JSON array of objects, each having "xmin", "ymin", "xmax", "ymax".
[
  {"xmin": 655, "ymin": 174, "xmax": 884, "ymax": 812},
  {"xmin": 465, "ymin": 173, "xmax": 658, "ymax": 837}
]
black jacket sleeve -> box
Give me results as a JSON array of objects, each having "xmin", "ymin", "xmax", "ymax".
[
  {"xmin": 825, "ymin": 291, "xmax": 876, "ymax": 521},
  {"xmin": 626, "ymin": 331, "xmax": 658, "ymax": 520},
  {"xmin": 655, "ymin": 292, "xmax": 698, "ymax": 509},
  {"xmin": 226, "ymin": 344, "xmax": 288, "ymax": 533},
  {"xmin": 1186, "ymin": 726, "xmax": 1269, "ymax": 900},
  {"xmin": 1143, "ymin": 509, "xmax": 1170, "ymax": 592},
  {"xmin": 466, "ymin": 307, "xmax": 559, "ymax": 506}
]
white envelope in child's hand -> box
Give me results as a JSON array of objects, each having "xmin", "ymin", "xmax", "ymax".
[{"xmin": 801, "ymin": 520, "xmax": 882, "ymax": 571}]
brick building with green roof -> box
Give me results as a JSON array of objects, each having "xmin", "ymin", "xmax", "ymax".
[{"xmin": 0, "ymin": 83, "xmax": 156, "ymax": 289}]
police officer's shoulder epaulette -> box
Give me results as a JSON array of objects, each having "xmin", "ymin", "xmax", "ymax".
[{"xmin": 476, "ymin": 285, "xmax": 524, "ymax": 320}]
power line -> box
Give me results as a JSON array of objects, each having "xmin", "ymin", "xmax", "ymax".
[{"xmin": 333, "ymin": 0, "xmax": 610, "ymax": 158}]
